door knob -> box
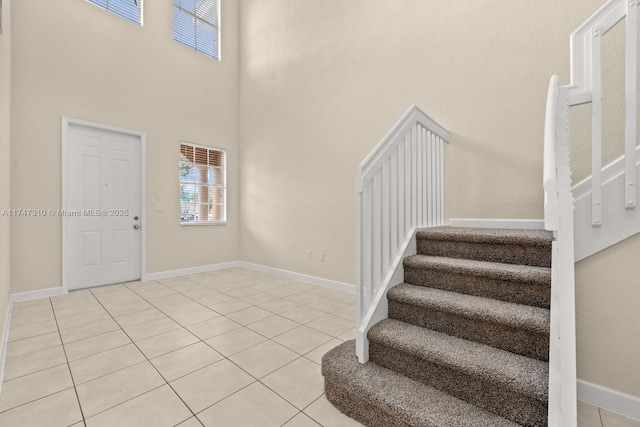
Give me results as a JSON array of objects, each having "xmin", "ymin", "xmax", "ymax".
[{"xmin": 133, "ymin": 224, "xmax": 140, "ymax": 230}]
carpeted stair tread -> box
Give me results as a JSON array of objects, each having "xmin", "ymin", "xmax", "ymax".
[
  {"xmin": 322, "ymin": 340, "xmax": 521, "ymax": 427},
  {"xmin": 403, "ymin": 254, "xmax": 551, "ymax": 285},
  {"xmin": 368, "ymin": 319, "xmax": 549, "ymax": 401},
  {"xmin": 387, "ymin": 283, "xmax": 549, "ymax": 360},
  {"xmin": 402, "ymin": 254, "xmax": 551, "ymax": 308},
  {"xmin": 416, "ymin": 227, "xmax": 553, "ymax": 246},
  {"xmin": 388, "ymin": 283, "xmax": 549, "ymax": 334},
  {"xmin": 416, "ymin": 226, "xmax": 553, "ymax": 267}
]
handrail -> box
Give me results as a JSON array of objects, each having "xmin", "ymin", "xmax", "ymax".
[
  {"xmin": 567, "ymin": 0, "xmax": 627, "ymax": 105},
  {"xmin": 357, "ymin": 105, "xmax": 449, "ymax": 193},
  {"xmin": 544, "ymin": 75, "xmax": 559, "ymax": 232},
  {"xmin": 355, "ymin": 105, "xmax": 449, "ymax": 363},
  {"xmin": 544, "ymin": 76, "xmax": 577, "ymax": 427}
]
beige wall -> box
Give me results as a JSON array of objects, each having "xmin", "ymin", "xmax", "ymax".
[
  {"xmin": 576, "ymin": 234, "xmax": 640, "ymax": 397},
  {"xmin": 0, "ymin": 0, "xmax": 12, "ymax": 359},
  {"xmin": 5, "ymin": 0, "xmax": 638, "ymax": 402},
  {"xmin": 238, "ymin": 0, "xmax": 605, "ymax": 284},
  {"xmin": 10, "ymin": 0, "xmax": 240, "ymax": 293}
]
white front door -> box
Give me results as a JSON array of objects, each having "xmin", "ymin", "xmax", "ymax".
[{"xmin": 64, "ymin": 122, "xmax": 142, "ymax": 290}]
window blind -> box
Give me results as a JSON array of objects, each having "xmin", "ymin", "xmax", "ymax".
[
  {"xmin": 87, "ymin": 0, "xmax": 143, "ymax": 25},
  {"xmin": 173, "ymin": 0, "xmax": 220, "ymax": 59}
]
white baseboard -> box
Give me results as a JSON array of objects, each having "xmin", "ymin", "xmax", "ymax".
[
  {"xmin": 578, "ymin": 380, "xmax": 640, "ymax": 421},
  {"xmin": 142, "ymin": 261, "xmax": 242, "ymax": 281},
  {"xmin": 449, "ymin": 218, "xmax": 545, "ymax": 230},
  {"xmin": 7, "ymin": 262, "xmax": 351, "ymax": 302},
  {"xmin": 141, "ymin": 261, "xmax": 354, "ymax": 293},
  {"xmin": 9, "ymin": 287, "xmax": 65, "ymax": 303},
  {"xmin": 239, "ymin": 262, "xmax": 355, "ymax": 293}
]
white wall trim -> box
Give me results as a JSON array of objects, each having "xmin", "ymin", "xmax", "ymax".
[
  {"xmin": 449, "ymin": 218, "xmax": 546, "ymax": 230},
  {"xmin": 7, "ymin": 262, "xmax": 352, "ymax": 297},
  {"xmin": 142, "ymin": 261, "xmax": 242, "ymax": 281},
  {"xmin": 143, "ymin": 261, "xmax": 354, "ymax": 292},
  {"xmin": 239, "ymin": 262, "xmax": 355, "ymax": 293},
  {"xmin": 578, "ymin": 380, "xmax": 640, "ymax": 421},
  {"xmin": 9, "ymin": 287, "xmax": 65, "ymax": 303}
]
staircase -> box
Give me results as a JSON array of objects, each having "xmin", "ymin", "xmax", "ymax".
[{"xmin": 322, "ymin": 226, "xmax": 553, "ymax": 427}]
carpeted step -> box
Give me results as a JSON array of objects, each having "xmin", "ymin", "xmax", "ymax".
[
  {"xmin": 387, "ymin": 283, "xmax": 549, "ymax": 361},
  {"xmin": 416, "ymin": 227, "xmax": 553, "ymax": 267},
  {"xmin": 403, "ymin": 254, "xmax": 551, "ymax": 308},
  {"xmin": 368, "ymin": 319, "xmax": 548, "ymax": 427},
  {"xmin": 322, "ymin": 340, "xmax": 522, "ymax": 427}
]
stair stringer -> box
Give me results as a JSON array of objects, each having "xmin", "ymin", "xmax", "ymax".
[{"xmin": 573, "ymin": 144, "xmax": 640, "ymax": 261}]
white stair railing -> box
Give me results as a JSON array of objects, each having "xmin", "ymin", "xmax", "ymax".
[
  {"xmin": 567, "ymin": 0, "xmax": 640, "ymax": 260},
  {"xmin": 544, "ymin": 76, "xmax": 577, "ymax": 427},
  {"xmin": 355, "ymin": 105, "xmax": 449, "ymax": 363},
  {"xmin": 544, "ymin": 0, "xmax": 639, "ymax": 425}
]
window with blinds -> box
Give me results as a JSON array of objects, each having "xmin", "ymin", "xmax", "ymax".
[
  {"xmin": 180, "ymin": 142, "xmax": 226, "ymax": 225},
  {"xmin": 86, "ymin": 0, "xmax": 143, "ymax": 25},
  {"xmin": 173, "ymin": 0, "xmax": 220, "ymax": 59}
]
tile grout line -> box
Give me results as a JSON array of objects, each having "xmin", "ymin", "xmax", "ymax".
[
  {"xmin": 94, "ymin": 279, "xmax": 282, "ymax": 425},
  {"xmin": 0, "ymin": 304, "xmax": 74, "ymax": 413},
  {"xmin": 48, "ymin": 295, "xmax": 88, "ymax": 425},
  {"xmin": 143, "ymin": 273, "xmax": 347, "ymax": 325},
  {"xmin": 175, "ymin": 301, "xmax": 334, "ymax": 423},
  {"xmin": 255, "ymin": 355, "xmax": 326, "ymax": 419},
  {"xmin": 142, "ymin": 325, "xmax": 262, "ymax": 423},
  {"xmin": 84, "ymin": 282, "xmax": 196, "ymax": 425},
  {"xmin": 2, "ymin": 270, "xmax": 357, "ymax": 426},
  {"xmin": 597, "ymin": 407, "xmax": 604, "ymax": 427},
  {"xmin": 126, "ymin": 277, "xmax": 317, "ymax": 423}
]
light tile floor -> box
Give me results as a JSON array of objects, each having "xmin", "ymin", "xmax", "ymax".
[
  {"xmin": 0, "ymin": 268, "xmax": 365, "ymax": 427},
  {"xmin": 578, "ymin": 399, "xmax": 640, "ymax": 427}
]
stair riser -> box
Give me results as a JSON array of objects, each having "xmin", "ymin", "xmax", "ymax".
[
  {"xmin": 417, "ymin": 240, "xmax": 551, "ymax": 267},
  {"xmin": 325, "ymin": 379, "xmax": 415, "ymax": 427},
  {"xmin": 388, "ymin": 300, "xmax": 549, "ymax": 361},
  {"xmin": 369, "ymin": 343, "xmax": 547, "ymax": 427},
  {"xmin": 404, "ymin": 267, "xmax": 550, "ymax": 308}
]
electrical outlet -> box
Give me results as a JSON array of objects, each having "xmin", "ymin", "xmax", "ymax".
[
  {"xmin": 320, "ymin": 252, "xmax": 325, "ymax": 262},
  {"xmin": 306, "ymin": 250, "xmax": 312, "ymax": 260},
  {"xmin": 193, "ymin": 245, "xmax": 198, "ymax": 253}
]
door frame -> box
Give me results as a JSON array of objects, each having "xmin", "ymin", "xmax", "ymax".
[{"xmin": 61, "ymin": 116, "xmax": 147, "ymax": 293}]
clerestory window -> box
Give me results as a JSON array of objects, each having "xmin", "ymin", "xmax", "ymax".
[
  {"xmin": 86, "ymin": 0, "xmax": 143, "ymax": 25},
  {"xmin": 173, "ymin": 0, "xmax": 220, "ymax": 59}
]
